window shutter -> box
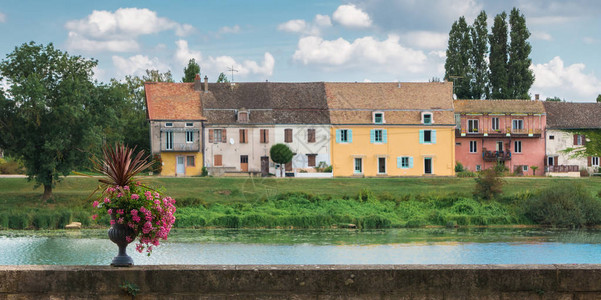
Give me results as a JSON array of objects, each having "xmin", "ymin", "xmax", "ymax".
[
  {"xmin": 265, "ymin": 129, "xmax": 269, "ymax": 143},
  {"xmin": 222, "ymin": 129, "xmax": 227, "ymax": 143},
  {"xmin": 574, "ymin": 134, "xmax": 578, "ymax": 145},
  {"xmin": 409, "ymin": 157, "xmax": 414, "ymax": 168},
  {"xmin": 419, "ymin": 130, "xmax": 424, "ymax": 144},
  {"xmin": 370, "ymin": 130, "xmax": 375, "ymax": 143},
  {"xmin": 554, "ymin": 156, "xmax": 559, "ymax": 166},
  {"xmin": 209, "ymin": 129, "xmax": 214, "ymax": 143},
  {"xmin": 239, "ymin": 129, "xmax": 244, "ymax": 143},
  {"xmin": 214, "ymin": 155, "xmax": 222, "ymax": 166},
  {"xmin": 397, "ymin": 157, "xmax": 401, "ymax": 168},
  {"xmin": 335, "ymin": 130, "xmax": 341, "ymax": 143},
  {"xmin": 260, "ymin": 129, "xmax": 265, "ymax": 143},
  {"xmin": 588, "ymin": 156, "xmax": 592, "ymax": 167},
  {"xmin": 583, "ymin": 135, "xmax": 587, "ymax": 145},
  {"xmin": 348, "ymin": 130, "xmax": 353, "ymax": 143},
  {"xmin": 383, "ymin": 130, "xmax": 388, "ymax": 143},
  {"xmin": 308, "ymin": 129, "xmax": 315, "ymax": 143},
  {"xmin": 431, "ymin": 130, "xmax": 436, "ymax": 144},
  {"xmin": 544, "ymin": 156, "xmax": 548, "ymax": 166}
]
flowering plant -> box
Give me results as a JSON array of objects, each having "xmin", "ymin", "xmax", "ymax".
[{"xmin": 91, "ymin": 144, "xmax": 176, "ymax": 254}]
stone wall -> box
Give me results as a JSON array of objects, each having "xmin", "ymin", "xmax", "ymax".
[{"xmin": 2, "ymin": 265, "xmax": 601, "ymax": 299}]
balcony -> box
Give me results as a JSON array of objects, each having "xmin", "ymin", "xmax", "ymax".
[
  {"xmin": 161, "ymin": 142, "xmax": 200, "ymax": 152},
  {"xmin": 546, "ymin": 165, "xmax": 579, "ymax": 173},
  {"xmin": 457, "ymin": 128, "xmax": 542, "ymax": 138},
  {"xmin": 482, "ymin": 148, "xmax": 511, "ymax": 162}
]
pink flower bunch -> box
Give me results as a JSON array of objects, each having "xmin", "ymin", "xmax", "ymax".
[{"xmin": 92, "ymin": 183, "xmax": 176, "ymax": 255}]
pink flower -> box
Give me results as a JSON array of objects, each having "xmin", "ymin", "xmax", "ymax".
[
  {"xmin": 133, "ymin": 215, "xmax": 141, "ymax": 223},
  {"xmin": 103, "ymin": 198, "xmax": 111, "ymax": 204},
  {"xmin": 107, "ymin": 187, "xmax": 115, "ymax": 193},
  {"xmin": 92, "ymin": 201, "xmax": 99, "ymax": 208},
  {"xmin": 123, "ymin": 186, "xmax": 130, "ymax": 191},
  {"xmin": 136, "ymin": 244, "xmax": 144, "ymax": 253},
  {"xmin": 117, "ymin": 209, "xmax": 124, "ymax": 215},
  {"xmin": 117, "ymin": 193, "xmax": 123, "ymax": 198},
  {"xmin": 91, "ymin": 214, "xmax": 98, "ymax": 220},
  {"xmin": 131, "ymin": 209, "xmax": 138, "ymax": 216},
  {"xmin": 118, "ymin": 217, "xmax": 124, "ymax": 224},
  {"xmin": 136, "ymin": 181, "xmax": 141, "ymax": 186},
  {"xmin": 126, "ymin": 236, "xmax": 133, "ymax": 243},
  {"xmin": 107, "ymin": 209, "xmax": 113, "ymax": 215},
  {"xmin": 131, "ymin": 194, "xmax": 139, "ymax": 200},
  {"xmin": 110, "ymin": 219, "xmax": 116, "ymax": 225}
]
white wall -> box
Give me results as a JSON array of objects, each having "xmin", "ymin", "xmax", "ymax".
[
  {"xmin": 273, "ymin": 125, "xmax": 331, "ymax": 171},
  {"xmin": 546, "ymin": 129, "xmax": 596, "ymax": 173}
]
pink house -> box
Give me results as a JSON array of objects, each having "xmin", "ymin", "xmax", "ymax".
[{"xmin": 454, "ymin": 100, "xmax": 546, "ymax": 175}]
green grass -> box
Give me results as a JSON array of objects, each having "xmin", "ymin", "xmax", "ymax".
[{"xmin": 1, "ymin": 176, "xmax": 601, "ymax": 229}]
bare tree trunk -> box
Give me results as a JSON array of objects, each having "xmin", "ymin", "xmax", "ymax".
[{"xmin": 42, "ymin": 184, "xmax": 53, "ymax": 202}]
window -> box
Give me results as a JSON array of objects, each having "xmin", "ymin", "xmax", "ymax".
[
  {"xmin": 397, "ymin": 156, "xmax": 413, "ymax": 169},
  {"xmin": 476, "ymin": 165, "xmax": 481, "ymax": 171},
  {"xmin": 422, "ymin": 113, "xmax": 432, "ymax": 125},
  {"xmin": 284, "ymin": 129, "xmax": 293, "ymax": 143},
  {"xmin": 214, "ymin": 129, "xmax": 223, "ymax": 143},
  {"xmin": 522, "ymin": 165, "xmax": 528, "ymax": 172},
  {"xmin": 469, "ymin": 141, "xmax": 478, "ymax": 153},
  {"xmin": 514, "ymin": 140, "xmax": 522, "ymax": 153},
  {"xmin": 373, "ymin": 129, "xmax": 383, "ymax": 143},
  {"xmin": 186, "ymin": 156, "xmax": 195, "ymax": 167},
  {"xmin": 354, "ymin": 158, "xmax": 362, "ymax": 174},
  {"xmin": 420, "ymin": 130, "xmax": 436, "ymax": 144},
  {"xmin": 307, "ymin": 154, "xmax": 316, "ymax": 167},
  {"xmin": 548, "ymin": 156, "xmax": 555, "ymax": 166},
  {"xmin": 214, "ymin": 155, "xmax": 222, "ymax": 167},
  {"xmin": 185, "ymin": 122, "xmax": 193, "ymax": 127},
  {"xmin": 307, "ymin": 129, "xmax": 316, "ymax": 143},
  {"xmin": 239, "ymin": 129, "xmax": 248, "ymax": 144},
  {"xmin": 238, "ymin": 111, "xmax": 248, "ymax": 123},
  {"xmin": 574, "ymin": 134, "xmax": 586, "ymax": 145},
  {"xmin": 373, "ymin": 112, "xmax": 384, "ymax": 124},
  {"xmin": 491, "ymin": 118, "xmax": 499, "ymax": 131},
  {"xmin": 165, "ymin": 122, "xmax": 173, "ymax": 127},
  {"xmin": 512, "ymin": 119, "xmax": 524, "ymax": 130},
  {"xmin": 186, "ymin": 130, "xmax": 194, "ymax": 143},
  {"xmin": 378, "ymin": 157, "xmax": 386, "ymax": 174},
  {"xmin": 165, "ymin": 132, "xmax": 173, "ymax": 150},
  {"xmin": 468, "ymin": 119, "xmax": 479, "ymax": 133},
  {"xmin": 549, "ymin": 135, "xmax": 555, "ymax": 140},
  {"xmin": 337, "ymin": 129, "xmax": 352, "ymax": 143},
  {"xmin": 260, "ymin": 129, "xmax": 269, "ymax": 143},
  {"xmin": 593, "ymin": 157, "xmax": 600, "ymax": 167}
]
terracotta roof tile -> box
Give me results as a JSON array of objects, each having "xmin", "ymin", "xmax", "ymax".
[
  {"xmin": 454, "ymin": 99, "xmax": 546, "ymax": 114},
  {"xmin": 544, "ymin": 102, "xmax": 601, "ymax": 129},
  {"xmin": 145, "ymin": 82, "xmax": 205, "ymax": 120}
]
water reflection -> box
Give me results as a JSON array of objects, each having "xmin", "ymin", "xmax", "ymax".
[{"xmin": 1, "ymin": 228, "xmax": 601, "ymax": 265}]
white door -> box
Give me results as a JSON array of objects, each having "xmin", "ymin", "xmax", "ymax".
[{"xmin": 176, "ymin": 156, "xmax": 185, "ymax": 175}]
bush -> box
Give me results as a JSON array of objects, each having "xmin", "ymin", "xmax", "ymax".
[
  {"xmin": 457, "ymin": 170, "xmax": 476, "ymax": 177},
  {"xmin": 201, "ymin": 167, "xmax": 208, "ymax": 177},
  {"xmin": 8, "ymin": 212, "xmax": 30, "ymax": 229},
  {"xmin": 151, "ymin": 154, "xmax": 162, "ymax": 175},
  {"xmin": 0, "ymin": 212, "xmax": 8, "ymax": 229},
  {"xmin": 455, "ymin": 161, "xmax": 465, "ymax": 173},
  {"xmin": 494, "ymin": 163, "xmax": 508, "ymax": 175},
  {"xmin": 356, "ymin": 189, "xmax": 376, "ymax": 202},
  {"xmin": 474, "ymin": 168, "xmax": 505, "ymax": 200},
  {"xmin": 524, "ymin": 183, "xmax": 601, "ymax": 227},
  {"xmin": 0, "ymin": 156, "xmax": 25, "ymax": 174}
]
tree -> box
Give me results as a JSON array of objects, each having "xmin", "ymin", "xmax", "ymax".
[
  {"xmin": 144, "ymin": 69, "xmax": 174, "ymax": 83},
  {"xmin": 596, "ymin": 94, "xmax": 601, "ymax": 103},
  {"xmin": 269, "ymin": 143, "xmax": 293, "ymax": 177},
  {"xmin": 217, "ymin": 72, "xmax": 229, "ymax": 83},
  {"xmin": 469, "ymin": 11, "xmax": 489, "ymax": 99},
  {"xmin": 545, "ymin": 96, "xmax": 563, "ymax": 102},
  {"xmin": 473, "ymin": 168, "xmax": 505, "ymax": 200},
  {"xmin": 182, "ymin": 58, "xmax": 200, "ymax": 83},
  {"xmin": 507, "ymin": 8, "xmax": 534, "ymax": 99},
  {"xmin": 0, "ymin": 42, "xmax": 117, "ymax": 201},
  {"xmin": 444, "ymin": 17, "xmax": 472, "ymax": 99},
  {"xmin": 530, "ymin": 165, "xmax": 538, "ymax": 176},
  {"xmin": 489, "ymin": 12, "xmax": 509, "ymax": 99}
]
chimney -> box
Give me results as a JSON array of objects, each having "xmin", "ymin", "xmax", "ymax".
[
  {"xmin": 193, "ymin": 74, "xmax": 201, "ymax": 91},
  {"xmin": 535, "ymin": 94, "xmax": 539, "ymax": 101},
  {"xmin": 204, "ymin": 75, "xmax": 208, "ymax": 93}
]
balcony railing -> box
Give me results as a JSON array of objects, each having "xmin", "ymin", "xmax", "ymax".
[
  {"xmin": 460, "ymin": 128, "xmax": 542, "ymax": 137},
  {"xmin": 482, "ymin": 148, "xmax": 511, "ymax": 162},
  {"xmin": 162, "ymin": 142, "xmax": 200, "ymax": 152},
  {"xmin": 545, "ymin": 165, "xmax": 579, "ymax": 173}
]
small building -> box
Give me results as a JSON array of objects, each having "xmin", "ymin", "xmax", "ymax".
[
  {"xmin": 145, "ymin": 76, "xmax": 206, "ymax": 176},
  {"xmin": 326, "ymin": 82, "xmax": 456, "ymax": 177},
  {"xmin": 543, "ymin": 102, "xmax": 601, "ymax": 177},
  {"xmin": 454, "ymin": 100, "xmax": 546, "ymax": 175}
]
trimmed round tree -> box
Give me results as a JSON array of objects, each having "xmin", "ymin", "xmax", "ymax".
[{"xmin": 270, "ymin": 143, "xmax": 293, "ymax": 177}]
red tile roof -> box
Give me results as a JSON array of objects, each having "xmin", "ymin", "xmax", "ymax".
[{"xmin": 145, "ymin": 82, "xmax": 206, "ymax": 121}]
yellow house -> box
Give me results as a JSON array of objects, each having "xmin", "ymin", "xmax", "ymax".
[
  {"xmin": 325, "ymin": 82, "xmax": 455, "ymax": 177},
  {"xmin": 145, "ymin": 76, "xmax": 207, "ymax": 176}
]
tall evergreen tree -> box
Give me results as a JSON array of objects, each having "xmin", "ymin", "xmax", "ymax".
[
  {"xmin": 182, "ymin": 58, "xmax": 200, "ymax": 82},
  {"xmin": 489, "ymin": 12, "xmax": 509, "ymax": 99},
  {"xmin": 444, "ymin": 17, "xmax": 472, "ymax": 99},
  {"xmin": 469, "ymin": 11, "xmax": 489, "ymax": 99},
  {"xmin": 508, "ymin": 8, "xmax": 534, "ymax": 99}
]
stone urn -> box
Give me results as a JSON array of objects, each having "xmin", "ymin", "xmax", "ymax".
[{"xmin": 108, "ymin": 221, "xmax": 136, "ymax": 267}]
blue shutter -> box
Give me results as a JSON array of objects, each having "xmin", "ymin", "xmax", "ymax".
[
  {"xmin": 348, "ymin": 130, "xmax": 353, "ymax": 143},
  {"xmin": 370, "ymin": 129, "xmax": 375, "ymax": 143},
  {"xmin": 419, "ymin": 130, "xmax": 424, "ymax": 144},
  {"xmin": 409, "ymin": 157, "xmax": 414, "ymax": 168},
  {"xmin": 336, "ymin": 129, "xmax": 341, "ymax": 143},
  {"xmin": 397, "ymin": 157, "xmax": 401, "ymax": 168},
  {"xmin": 431, "ymin": 130, "xmax": 437, "ymax": 144},
  {"xmin": 383, "ymin": 130, "xmax": 388, "ymax": 143}
]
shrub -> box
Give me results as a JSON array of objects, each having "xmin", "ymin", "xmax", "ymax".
[
  {"xmin": 0, "ymin": 156, "xmax": 25, "ymax": 174},
  {"xmin": 8, "ymin": 212, "xmax": 30, "ymax": 229},
  {"xmin": 0, "ymin": 212, "xmax": 8, "ymax": 229},
  {"xmin": 580, "ymin": 169, "xmax": 590, "ymax": 177},
  {"xmin": 211, "ymin": 215, "xmax": 241, "ymax": 228},
  {"xmin": 455, "ymin": 161, "xmax": 465, "ymax": 173},
  {"xmin": 201, "ymin": 167, "xmax": 208, "ymax": 177},
  {"xmin": 494, "ymin": 162, "xmax": 508, "ymax": 175},
  {"xmin": 474, "ymin": 168, "xmax": 505, "ymax": 200},
  {"xmin": 457, "ymin": 170, "xmax": 476, "ymax": 177},
  {"xmin": 356, "ymin": 189, "xmax": 376, "ymax": 202},
  {"xmin": 524, "ymin": 183, "xmax": 601, "ymax": 227},
  {"xmin": 360, "ymin": 214, "xmax": 391, "ymax": 229},
  {"xmin": 151, "ymin": 154, "xmax": 162, "ymax": 175}
]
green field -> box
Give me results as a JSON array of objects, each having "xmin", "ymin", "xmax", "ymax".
[{"xmin": 1, "ymin": 176, "xmax": 600, "ymax": 229}]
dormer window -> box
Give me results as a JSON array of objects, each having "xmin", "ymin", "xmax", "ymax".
[
  {"xmin": 422, "ymin": 112, "xmax": 433, "ymax": 125},
  {"xmin": 185, "ymin": 122, "xmax": 193, "ymax": 127},
  {"xmin": 238, "ymin": 111, "xmax": 248, "ymax": 123},
  {"xmin": 165, "ymin": 122, "xmax": 173, "ymax": 127},
  {"xmin": 373, "ymin": 112, "xmax": 384, "ymax": 124}
]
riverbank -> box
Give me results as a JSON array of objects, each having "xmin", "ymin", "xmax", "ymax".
[{"xmin": 1, "ymin": 177, "xmax": 600, "ymax": 229}]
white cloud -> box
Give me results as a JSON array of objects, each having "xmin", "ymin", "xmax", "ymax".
[
  {"xmin": 112, "ymin": 54, "xmax": 170, "ymax": 77},
  {"xmin": 218, "ymin": 25, "xmax": 240, "ymax": 34},
  {"xmin": 402, "ymin": 31, "xmax": 448, "ymax": 49},
  {"xmin": 278, "ymin": 19, "xmax": 307, "ymax": 33},
  {"xmin": 332, "ymin": 4, "xmax": 372, "ymax": 28},
  {"xmin": 0, "ymin": 11, "xmax": 6, "ymax": 23},
  {"xmin": 583, "ymin": 37, "xmax": 598, "ymax": 44},
  {"xmin": 65, "ymin": 8, "xmax": 194, "ymax": 52},
  {"xmin": 532, "ymin": 31, "xmax": 553, "ymax": 41},
  {"xmin": 278, "ymin": 15, "xmax": 332, "ymax": 36},
  {"xmin": 175, "ymin": 40, "xmax": 274, "ymax": 79},
  {"xmin": 531, "ymin": 56, "xmax": 601, "ymax": 101},
  {"xmin": 292, "ymin": 35, "xmax": 428, "ymax": 73},
  {"xmin": 314, "ymin": 14, "xmax": 332, "ymax": 27}
]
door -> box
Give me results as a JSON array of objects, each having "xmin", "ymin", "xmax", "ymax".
[
  {"xmin": 378, "ymin": 157, "xmax": 386, "ymax": 174},
  {"xmin": 261, "ymin": 156, "xmax": 269, "ymax": 177},
  {"xmin": 176, "ymin": 156, "xmax": 185, "ymax": 175},
  {"xmin": 354, "ymin": 158, "xmax": 362, "ymax": 174},
  {"xmin": 496, "ymin": 141, "xmax": 503, "ymax": 152},
  {"xmin": 240, "ymin": 155, "xmax": 249, "ymax": 172},
  {"xmin": 424, "ymin": 158, "xmax": 432, "ymax": 174}
]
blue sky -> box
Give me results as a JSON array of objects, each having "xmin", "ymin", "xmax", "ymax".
[{"xmin": 0, "ymin": 0, "xmax": 600, "ymax": 102}]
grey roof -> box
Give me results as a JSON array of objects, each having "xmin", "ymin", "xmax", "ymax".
[{"xmin": 544, "ymin": 102, "xmax": 601, "ymax": 129}]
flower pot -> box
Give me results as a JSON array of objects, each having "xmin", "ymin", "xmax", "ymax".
[{"xmin": 108, "ymin": 222, "xmax": 136, "ymax": 267}]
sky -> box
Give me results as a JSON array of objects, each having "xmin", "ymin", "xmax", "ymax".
[{"xmin": 0, "ymin": 0, "xmax": 600, "ymax": 102}]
